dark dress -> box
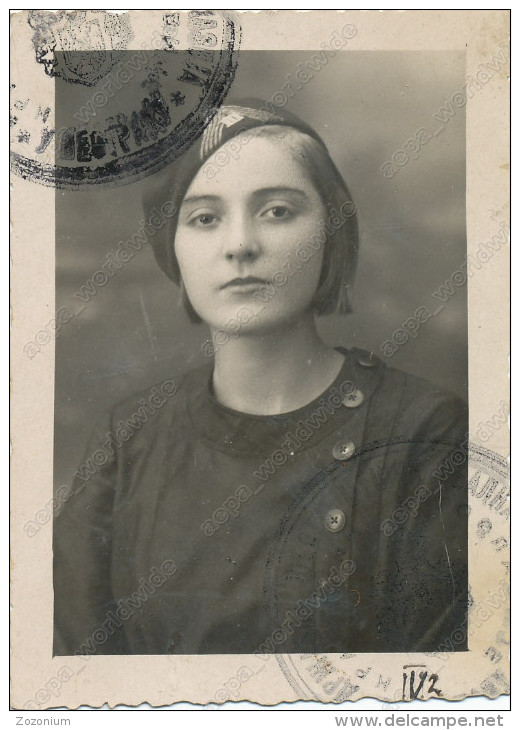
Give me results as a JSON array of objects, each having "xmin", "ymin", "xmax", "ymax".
[{"xmin": 53, "ymin": 347, "xmax": 468, "ymax": 655}]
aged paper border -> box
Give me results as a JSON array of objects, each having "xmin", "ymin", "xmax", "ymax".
[{"xmin": 10, "ymin": 9, "xmax": 510, "ymax": 709}]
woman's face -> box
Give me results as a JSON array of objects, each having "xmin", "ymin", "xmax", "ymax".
[{"xmin": 174, "ymin": 133, "xmax": 327, "ymax": 335}]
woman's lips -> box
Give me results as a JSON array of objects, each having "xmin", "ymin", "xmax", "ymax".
[{"xmin": 221, "ymin": 276, "xmax": 269, "ymax": 291}]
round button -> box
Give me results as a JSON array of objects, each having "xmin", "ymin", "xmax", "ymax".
[
  {"xmin": 324, "ymin": 508, "xmax": 346, "ymax": 532},
  {"xmin": 357, "ymin": 351, "xmax": 377, "ymax": 368},
  {"xmin": 332, "ymin": 441, "xmax": 355, "ymax": 461},
  {"xmin": 342, "ymin": 388, "xmax": 364, "ymax": 408}
]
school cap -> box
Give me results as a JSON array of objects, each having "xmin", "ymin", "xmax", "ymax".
[{"xmin": 144, "ymin": 98, "xmax": 348, "ymax": 287}]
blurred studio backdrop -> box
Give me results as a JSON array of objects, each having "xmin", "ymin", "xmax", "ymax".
[{"xmin": 54, "ymin": 50, "xmax": 467, "ymax": 489}]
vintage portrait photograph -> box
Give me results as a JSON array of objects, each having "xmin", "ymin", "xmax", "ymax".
[
  {"xmin": 51, "ymin": 47, "xmax": 470, "ymax": 656},
  {"xmin": 10, "ymin": 9, "xmax": 509, "ymax": 712}
]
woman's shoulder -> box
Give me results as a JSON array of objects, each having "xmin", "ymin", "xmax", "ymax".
[
  {"xmin": 346, "ymin": 346, "xmax": 465, "ymax": 401},
  {"xmin": 385, "ymin": 358, "xmax": 466, "ymax": 409},
  {"xmin": 107, "ymin": 361, "xmax": 212, "ymax": 429},
  {"xmin": 346, "ymin": 346, "xmax": 467, "ymax": 436}
]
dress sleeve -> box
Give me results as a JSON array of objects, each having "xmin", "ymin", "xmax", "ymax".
[
  {"xmin": 53, "ymin": 410, "xmax": 130, "ymax": 655},
  {"xmin": 375, "ymin": 390, "xmax": 469, "ymax": 652}
]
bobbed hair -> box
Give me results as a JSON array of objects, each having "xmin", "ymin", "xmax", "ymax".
[{"xmin": 143, "ymin": 105, "xmax": 359, "ymax": 323}]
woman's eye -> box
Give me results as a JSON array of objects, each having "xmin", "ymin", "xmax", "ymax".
[
  {"xmin": 263, "ymin": 205, "xmax": 292, "ymax": 220},
  {"xmin": 189, "ymin": 212, "xmax": 218, "ymax": 227}
]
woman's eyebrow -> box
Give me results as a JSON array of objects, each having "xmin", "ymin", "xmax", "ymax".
[
  {"xmin": 181, "ymin": 187, "xmax": 309, "ymax": 207},
  {"xmin": 181, "ymin": 194, "xmax": 221, "ymax": 206},
  {"xmin": 253, "ymin": 186, "xmax": 309, "ymax": 200}
]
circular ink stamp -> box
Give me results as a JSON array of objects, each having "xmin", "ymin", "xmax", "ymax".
[
  {"xmin": 10, "ymin": 9, "xmax": 240, "ymax": 189},
  {"xmin": 263, "ymin": 440, "xmax": 509, "ymax": 704}
]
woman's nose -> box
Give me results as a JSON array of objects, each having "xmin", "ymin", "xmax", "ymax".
[{"xmin": 222, "ymin": 216, "xmax": 261, "ymax": 262}]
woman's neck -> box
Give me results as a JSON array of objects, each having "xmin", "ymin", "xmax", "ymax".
[{"xmin": 211, "ymin": 314, "xmax": 345, "ymax": 415}]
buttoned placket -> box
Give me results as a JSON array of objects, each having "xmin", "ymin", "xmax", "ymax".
[{"xmin": 264, "ymin": 351, "xmax": 383, "ymax": 628}]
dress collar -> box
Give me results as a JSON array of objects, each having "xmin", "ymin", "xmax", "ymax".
[{"xmin": 185, "ymin": 347, "xmax": 385, "ymax": 458}]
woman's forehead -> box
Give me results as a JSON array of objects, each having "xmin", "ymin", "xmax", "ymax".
[{"xmin": 185, "ymin": 134, "xmax": 315, "ymax": 199}]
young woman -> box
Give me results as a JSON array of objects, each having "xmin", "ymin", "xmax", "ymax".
[{"xmin": 54, "ymin": 100, "xmax": 468, "ymax": 656}]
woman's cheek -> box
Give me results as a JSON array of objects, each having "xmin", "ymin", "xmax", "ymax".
[
  {"xmin": 289, "ymin": 231, "xmax": 325, "ymax": 285},
  {"xmin": 271, "ymin": 217, "xmax": 324, "ymax": 269},
  {"xmin": 273, "ymin": 259, "xmax": 324, "ymax": 318},
  {"xmin": 175, "ymin": 235, "xmax": 212, "ymax": 300}
]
